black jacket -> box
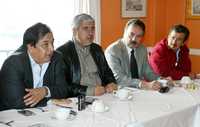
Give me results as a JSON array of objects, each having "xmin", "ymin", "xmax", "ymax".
[
  {"xmin": 0, "ymin": 48, "xmax": 85, "ymax": 111},
  {"xmin": 56, "ymin": 41, "xmax": 116, "ymax": 90}
]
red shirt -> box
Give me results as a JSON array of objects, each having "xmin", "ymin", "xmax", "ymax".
[{"xmin": 148, "ymin": 38, "xmax": 191, "ymax": 80}]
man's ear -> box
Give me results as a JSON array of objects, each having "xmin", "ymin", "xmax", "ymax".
[
  {"xmin": 27, "ymin": 43, "xmax": 32, "ymax": 49},
  {"xmin": 72, "ymin": 28, "xmax": 77, "ymax": 36},
  {"xmin": 27, "ymin": 43, "xmax": 35, "ymax": 51}
]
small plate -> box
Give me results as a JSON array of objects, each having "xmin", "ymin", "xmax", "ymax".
[
  {"xmin": 125, "ymin": 121, "xmax": 144, "ymax": 127},
  {"xmin": 28, "ymin": 123, "xmax": 50, "ymax": 127},
  {"xmin": 118, "ymin": 95, "xmax": 133, "ymax": 101},
  {"xmin": 51, "ymin": 110, "xmax": 77, "ymax": 121},
  {"xmin": 92, "ymin": 106, "xmax": 109, "ymax": 113}
]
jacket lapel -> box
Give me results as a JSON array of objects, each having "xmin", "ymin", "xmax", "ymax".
[
  {"xmin": 23, "ymin": 52, "xmax": 33, "ymax": 88},
  {"xmin": 118, "ymin": 40, "xmax": 130, "ymax": 75},
  {"xmin": 69, "ymin": 42, "xmax": 81, "ymax": 84}
]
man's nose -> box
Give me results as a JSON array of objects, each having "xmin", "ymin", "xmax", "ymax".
[
  {"xmin": 131, "ymin": 35, "xmax": 136, "ymax": 41},
  {"xmin": 88, "ymin": 29, "xmax": 95, "ymax": 35},
  {"xmin": 48, "ymin": 44, "xmax": 54, "ymax": 53},
  {"xmin": 172, "ymin": 39, "xmax": 177, "ymax": 44}
]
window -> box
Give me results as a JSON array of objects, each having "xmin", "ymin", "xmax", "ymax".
[
  {"xmin": 0, "ymin": 0, "xmax": 101, "ymax": 67},
  {"xmin": 0, "ymin": 0, "xmax": 75, "ymax": 67}
]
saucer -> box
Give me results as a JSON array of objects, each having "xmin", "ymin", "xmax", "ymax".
[
  {"xmin": 51, "ymin": 114, "xmax": 76, "ymax": 121},
  {"xmin": 52, "ymin": 110, "xmax": 77, "ymax": 121},
  {"xmin": 125, "ymin": 121, "xmax": 144, "ymax": 127},
  {"xmin": 28, "ymin": 123, "xmax": 50, "ymax": 127},
  {"xmin": 119, "ymin": 95, "xmax": 133, "ymax": 101},
  {"xmin": 92, "ymin": 105, "xmax": 109, "ymax": 113},
  {"xmin": 160, "ymin": 104, "xmax": 172, "ymax": 112}
]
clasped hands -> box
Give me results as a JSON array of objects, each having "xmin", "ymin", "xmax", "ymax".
[
  {"xmin": 94, "ymin": 83, "xmax": 118, "ymax": 96},
  {"xmin": 141, "ymin": 76, "xmax": 173, "ymax": 91},
  {"xmin": 23, "ymin": 84, "xmax": 117, "ymax": 106}
]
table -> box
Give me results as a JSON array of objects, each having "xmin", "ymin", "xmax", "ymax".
[{"xmin": 0, "ymin": 86, "xmax": 200, "ymax": 127}]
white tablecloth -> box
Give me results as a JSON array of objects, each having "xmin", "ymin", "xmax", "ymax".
[{"xmin": 0, "ymin": 87, "xmax": 200, "ymax": 127}]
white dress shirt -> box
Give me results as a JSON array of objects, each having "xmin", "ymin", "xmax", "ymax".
[{"xmin": 28, "ymin": 53, "xmax": 51, "ymax": 97}]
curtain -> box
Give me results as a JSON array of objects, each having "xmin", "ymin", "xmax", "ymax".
[{"xmin": 74, "ymin": 0, "xmax": 101, "ymax": 44}]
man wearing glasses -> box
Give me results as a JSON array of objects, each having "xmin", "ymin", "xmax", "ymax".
[
  {"xmin": 148, "ymin": 24, "xmax": 192, "ymax": 80},
  {"xmin": 105, "ymin": 19, "xmax": 161, "ymax": 90},
  {"xmin": 0, "ymin": 23, "xmax": 85, "ymax": 110}
]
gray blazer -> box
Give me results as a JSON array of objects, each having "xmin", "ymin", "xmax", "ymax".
[{"xmin": 105, "ymin": 39, "xmax": 158, "ymax": 88}]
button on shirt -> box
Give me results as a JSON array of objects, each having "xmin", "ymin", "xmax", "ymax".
[
  {"xmin": 28, "ymin": 53, "xmax": 51, "ymax": 97},
  {"xmin": 74, "ymin": 40, "xmax": 102, "ymax": 96}
]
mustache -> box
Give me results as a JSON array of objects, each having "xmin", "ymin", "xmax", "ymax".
[{"xmin": 130, "ymin": 40, "xmax": 137, "ymax": 45}]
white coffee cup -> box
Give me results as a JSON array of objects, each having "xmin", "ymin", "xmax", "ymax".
[
  {"xmin": 157, "ymin": 79, "xmax": 168, "ymax": 87},
  {"xmin": 115, "ymin": 89, "xmax": 130, "ymax": 100},
  {"xmin": 181, "ymin": 76, "xmax": 192, "ymax": 84},
  {"xmin": 54, "ymin": 108, "xmax": 70, "ymax": 120},
  {"xmin": 91, "ymin": 100, "xmax": 108, "ymax": 112}
]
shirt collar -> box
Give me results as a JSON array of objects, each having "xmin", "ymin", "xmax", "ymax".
[
  {"xmin": 28, "ymin": 51, "xmax": 49, "ymax": 67},
  {"xmin": 176, "ymin": 48, "xmax": 180, "ymax": 61},
  {"xmin": 28, "ymin": 52, "xmax": 39, "ymax": 67},
  {"xmin": 122, "ymin": 39, "xmax": 135, "ymax": 54},
  {"xmin": 73, "ymin": 38, "xmax": 91, "ymax": 52}
]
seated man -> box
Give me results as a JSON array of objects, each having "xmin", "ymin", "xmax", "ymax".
[
  {"xmin": 0, "ymin": 23, "xmax": 85, "ymax": 111},
  {"xmin": 148, "ymin": 24, "xmax": 193, "ymax": 80},
  {"xmin": 105, "ymin": 19, "xmax": 161, "ymax": 90},
  {"xmin": 57, "ymin": 13, "xmax": 117, "ymax": 96}
]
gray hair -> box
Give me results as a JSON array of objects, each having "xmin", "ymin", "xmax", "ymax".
[{"xmin": 72, "ymin": 13, "xmax": 95, "ymax": 29}]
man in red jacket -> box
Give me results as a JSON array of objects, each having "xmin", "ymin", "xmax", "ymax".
[{"xmin": 149, "ymin": 24, "xmax": 191, "ymax": 80}]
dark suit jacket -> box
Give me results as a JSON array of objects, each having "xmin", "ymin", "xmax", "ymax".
[
  {"xmin": 0, "ymin": 48, "xmax": 85, "ymax": 111},
  {"xmin": 56, "ymin": 41, "xmax": 116, "ymax": 88}
]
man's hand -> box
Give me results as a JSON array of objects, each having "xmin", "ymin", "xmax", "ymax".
[
  {"xmin": 162, "ymin": 76, "xmax": 172, "ymax": 80},
  {"xmin": 24, "ymin": 87, "xmax": 47, "ymax": 107},
  {"xmin": 189, "ymin": 73, "xmax": 196, "ymax": 79},
  {"xmin": 196, "ymin": 73, "xmax": 200, "ymax": 79},
  {"xmin": 105, "ymin": 83, "xmax": 118, "ymax": 93},
  {"xmin": 189, "ymin": 73, "xmax": 200, "ymax": 79},
  {"xmin": 150, "ymin": 81, "xmax": 161, "ymax": 90},
  {"xmin": 160, "ymin": 76, "xmax": 174, "ymax": 87},
  {"xmin": 141, "ymin": 80, "xmax": 161, "ymax": 91},
  {"xmin": 94, "ymin": 85, "xmax": 105, "ymax": 96}
]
